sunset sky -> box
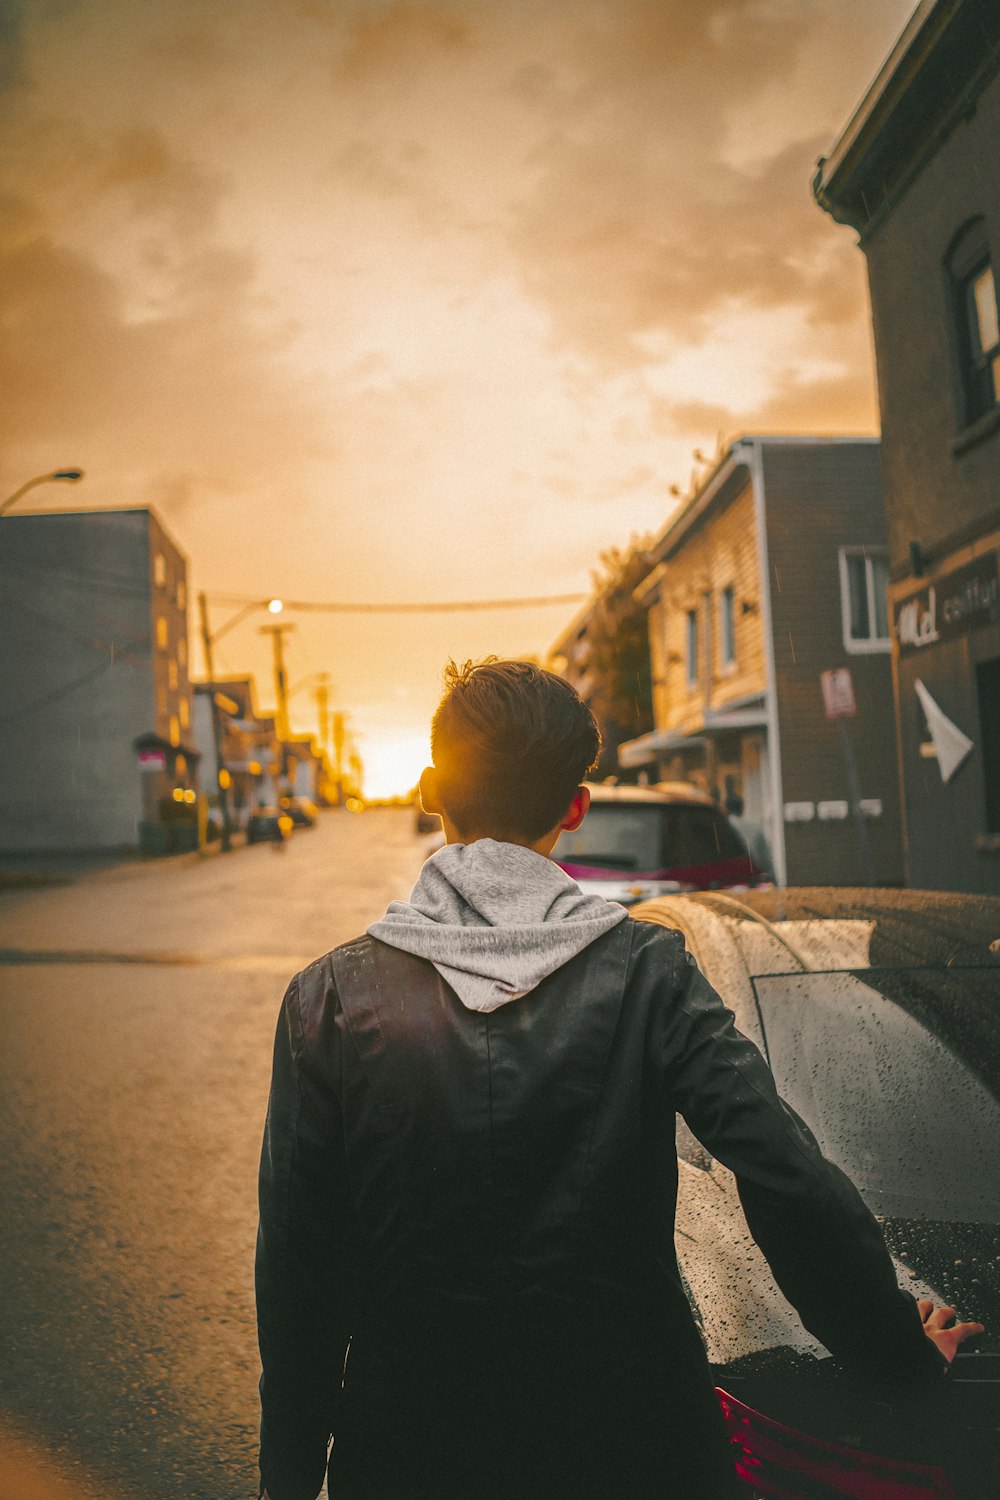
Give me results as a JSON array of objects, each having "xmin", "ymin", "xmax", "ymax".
[{"xmin": 1, "ymin": 0, "xmax": 915, "ymax": 796}]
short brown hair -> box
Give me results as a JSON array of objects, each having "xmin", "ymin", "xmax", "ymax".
[{"xmin": 430, "ymin": 658, "xmax": 600, "ymax": 842}]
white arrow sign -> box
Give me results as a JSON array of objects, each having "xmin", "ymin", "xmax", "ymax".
[{"xmin": 915, "ymin": 679, "xmax": 974, "ymax": 783}]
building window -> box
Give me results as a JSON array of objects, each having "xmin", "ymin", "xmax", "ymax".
[
  {"xmin": 179, "ymin": 697, "xmax": 190, "ymax": 730},
  {"xmin": 156, "ymin": 616, "xmax": 168, "ymax": 650},
  {"xmin": 178, "ymin": 638, "xmax": 187, "ymax": 668},
  {"xmin": 948, "ymin": 219, "xmax": 1000, "ymax": 426},
  {"xmin": 839, "ymin": 547, "xmax": 890, "ymax": 653},
  {"xmin": 720, "ymin": 586, "xmax": 736, "ymax": 669},
  {"xmin": 169, "ymin": 714, "xmax": 180, "ymax": 746},
  {"xmin": 176, "ymin": 579, "xmax": 186, "ymax": 610},
  {"xmin": 685, "ymin": 608, "xmax": 699, "ymax": 687},
  {"xmin": 154, "ymin": 553, "xmax": 166, "ymax": 588}
]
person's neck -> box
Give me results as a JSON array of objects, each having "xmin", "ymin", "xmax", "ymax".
[{"xmin": 442, "ymin": 826, "xmax": 559, "ymax": 858}]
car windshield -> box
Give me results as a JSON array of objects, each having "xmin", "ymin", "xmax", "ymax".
[
  {"xmin": 751, "ymin": 966, "xmax": 1000, "ymax": 1221},
  {"xmin": 554, "ymin": 802, "xmax": 747, "ymax": 873}
]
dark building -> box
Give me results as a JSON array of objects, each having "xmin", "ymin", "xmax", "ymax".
[
  {"xmin": 0, "ymin": 507, "xmax": 197, "ymax": 852},
  {"xmin": 814, "ymin": 0, "xmax": 1000, "ymax": 893},
  {"xmin": 621, "ymin": 438, "xmax": 902, "ymax": 888}
]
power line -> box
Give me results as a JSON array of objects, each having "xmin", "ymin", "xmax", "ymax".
[{"xmin": 207, "ymin": 591, "xmax": 589, "ymax": 615}]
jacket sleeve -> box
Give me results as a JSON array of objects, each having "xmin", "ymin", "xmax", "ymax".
[
  {"xmin": 661, "ymin": 936, "xmax": 946, "ymax": 1383},
  {"xmin": 256, "ymin": 971, "xmax": 358, "ymax": 1500}
]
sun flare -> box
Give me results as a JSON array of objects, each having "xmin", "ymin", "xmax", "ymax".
[{"xmin": 362, "ymin": 734, "xmax": 432, "ymax": 802}]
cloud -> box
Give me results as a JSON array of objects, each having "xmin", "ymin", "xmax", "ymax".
[
  {"xmin": 0, "ymin": 0, "xmax": 909, "ymax": 767},
  {"xmin": 501, "ymin": 1, "xmax": 873, "ymax": 369},
  {"xmin": 339, "ymin": 1, "xmax": 472, "ymax": 78}
]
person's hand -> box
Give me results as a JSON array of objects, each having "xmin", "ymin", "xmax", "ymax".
[{"xmin": 918, "ymin": 1299, "xmax": 984, "ymax": 1364}]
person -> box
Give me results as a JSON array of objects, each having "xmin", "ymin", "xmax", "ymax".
[
  {"xmin": 256, "ymin": 658, "xmax": 981, "ymax": 1500},
  {"xmin": 723, "ymin": 790, "xmax": 774, "ymax": 880}
]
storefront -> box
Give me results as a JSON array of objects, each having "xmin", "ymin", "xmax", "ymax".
[{"xmin": 892, "ymin": 544, "xmax": 1000, "ymax": 893}]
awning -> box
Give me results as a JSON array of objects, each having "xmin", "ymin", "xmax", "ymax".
[{"xmin": 618, "ymin": 704, "xmax": 768, "ymax": 769}]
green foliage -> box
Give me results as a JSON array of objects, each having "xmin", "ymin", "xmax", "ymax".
[{"xmin": 586, "ymin": 538, "xmax": 655, "ymax": 776}]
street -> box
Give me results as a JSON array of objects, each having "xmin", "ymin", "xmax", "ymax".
[{"xmin": 0, "ymin": 809, "xmax": 429, "ymax": 1500}]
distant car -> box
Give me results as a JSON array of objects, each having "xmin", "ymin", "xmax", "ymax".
[
  {"xmin": 632, "ymin": 886, "xmax": 1000, "ymax": 1499},
  {"xmin": 247, "ymin": 807, "xmax": 294, "ymax": 843},
  {"xmin": 280, "ymin": 796, "xmax": 318, "ymax": 828},
  {"xmin": 551, "ymin": 781, "xmax": 767, "ymax": 906}
]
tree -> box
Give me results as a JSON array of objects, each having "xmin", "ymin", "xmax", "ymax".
[{"xmin": 585, "ymin": 538, "xmax": 655, "ymax": 779}]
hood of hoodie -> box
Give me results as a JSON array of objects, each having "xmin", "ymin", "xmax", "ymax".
[{"xmin": 367, "ymin": 838, "xmax": 627, "ymax": 1013}]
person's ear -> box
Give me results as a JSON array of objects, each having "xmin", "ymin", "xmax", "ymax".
[
  {"xmin": 560, "ymin": 785, "xmax": 590, "ymax": 832},
  {"xmin": 419, "ymin": 766, "xmax": 442, "ymax": 814}
]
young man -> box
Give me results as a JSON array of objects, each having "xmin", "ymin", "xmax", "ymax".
[{"xmin": 256, "ymin": 658, "xmax": 979, "ymax": 1500}]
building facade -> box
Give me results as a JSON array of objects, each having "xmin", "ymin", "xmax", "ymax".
[
  {"xmin": 0, "ymin": 507, "xmax": 197, "ymax": 852},
  {"xmin": 620, "ymin": 438, "xmax": 903, "ymax": 887},
  {"xmin": 192, "ymin": 677, "xmax": 282, "ymax": 825},
  {"xmin": 814, "ymin": 0, "xmax": 1000, "ymax": 893},
  {"xmin": 547, "ymin": 548, "xmax": 655, "ymax": 780}
]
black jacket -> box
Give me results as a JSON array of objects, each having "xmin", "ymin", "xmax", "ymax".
[{"xmin": 256, "ymin": 918, "xmax": 944, "ymax": 1500}]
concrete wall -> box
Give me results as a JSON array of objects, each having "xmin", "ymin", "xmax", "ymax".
[
  {"xmin": 1, "ymin": 510, "xmax": 154, "ymax": 851},
  {"xmin": 762, "ymin": 441, "xmax": 905, "ymax": 886},
  {"xmin": 865, "ymin": 70, "xmax": 1000, "ymax": 575},
  {"xmin": 858, "ymin": 49, "xmax": 1000, "ymax": 891}
]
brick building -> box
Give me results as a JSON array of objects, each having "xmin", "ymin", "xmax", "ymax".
[
  {"xmin": 814, "ymin": 0, "xmax": 1000, "ymax": 893},
  {"xmin": 0, "ymin": 507, "xmax": 197, "ymax": 852},
  {"xmin": 620, "ymin": 438, "xmax": 902, "ymax": 887}
]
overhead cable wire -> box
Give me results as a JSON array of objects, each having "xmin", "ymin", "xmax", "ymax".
[{"xmin": 207, "ymin": 591, "xmax": 590, "ymax": 615}]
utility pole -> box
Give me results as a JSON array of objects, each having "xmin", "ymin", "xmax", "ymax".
[
  {"xmin": 313, "ymin": 674, "xmax": 332, "ymax": 803},
  {"xmin": 332, "ymin": 710, "xmax": 347, "ymax": 804},
  {"xmin": 198, "ymin": 590, "xmax": 234, "ymax": 852},
  {"xmin": 260, "ymin": 622, "xmax": 295, "ymax": 741},
  {"xmin": 260, "ymin": 622, "xmax": 295, "ymax": 783},
  {"xmin": 315, "ymin": 673, "xmax": 331, "ymax": 756}
]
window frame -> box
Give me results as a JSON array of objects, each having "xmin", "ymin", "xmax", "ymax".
[
  {"xmin": 838, "ymin": 546, "xmax": 891, "ymax": 655},
  {"xmin": 947, "ymin": 219, "xmax": 1000, "ymax": 429},
  {"xmin": 685, "ymin": 607, "xmax": 699, "ymax": 689},
  {"xmin": 719, "ymin": 585, "xmax": 736, "ymax": 672}
]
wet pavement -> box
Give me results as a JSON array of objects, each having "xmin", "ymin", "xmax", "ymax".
[{"xmin": 0, "ymin": 808, "xmax": 429, "ymax": 1500}]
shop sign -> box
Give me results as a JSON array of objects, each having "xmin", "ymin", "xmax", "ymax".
[
  {"xmin": 894, "ymin": 551, "xmax": 1000, "ymax": 654},
  {"xmin": 138, "ymin": 750, "xmax": 167, "ymax": 772}
]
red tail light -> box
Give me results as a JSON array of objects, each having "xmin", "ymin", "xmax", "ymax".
[{"xmin": 716, "ymin": 1388, "xmax": 959, "ymax": 1500}]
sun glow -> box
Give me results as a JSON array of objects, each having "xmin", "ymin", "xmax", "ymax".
[{"xmin": 362, "ymin": 733, "xmax": 432, "ymax": 802}]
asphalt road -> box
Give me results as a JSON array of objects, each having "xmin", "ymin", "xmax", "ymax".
[{"xmin": 0, "ymin": 808, "xmax": 430, "ymax": 1500}]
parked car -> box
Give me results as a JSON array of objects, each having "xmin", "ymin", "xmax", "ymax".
[
  {"xmin": 632, "ymin": 886, "xmax": 1000, "ymax": 1499},
  {"xmin": 551, "ymin": 782, "xmax": 767, "ymax": 906},
  {"xmin": 247, "ymin": 807, "xmax": 294, "ymax": 843},
  {"xmin": 280, "ymin": 796, "xmax": 318, "ymax": 828}
]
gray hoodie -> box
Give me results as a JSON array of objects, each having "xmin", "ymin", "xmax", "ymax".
[{"xmin": 367, "ymin": 838, "xmax": 627, "ymax": 1013}]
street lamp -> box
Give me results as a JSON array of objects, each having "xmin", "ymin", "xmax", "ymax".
[
  {"xmin": 1, "ymin": 468, "xmax": 84, "ymax": 517},
  {"xmin": 197, "ymin": 592, "xmax": 284, "ymax": 851}
]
